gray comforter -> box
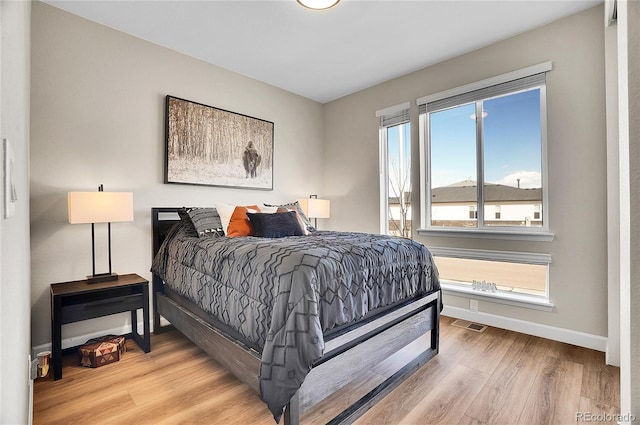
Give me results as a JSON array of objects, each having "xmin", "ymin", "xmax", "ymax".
[{"xmin": 151, "ymin": 222, "xmax": 440, "ymax": 422}]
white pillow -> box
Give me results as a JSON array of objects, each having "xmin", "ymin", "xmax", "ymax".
[
  {"xmin": 215, "ymin": 203, "xmax": 261, "ymax": 234},
  {"xmin": 214, "ymin": 203, "xmax": 237, "ymax": 234}
]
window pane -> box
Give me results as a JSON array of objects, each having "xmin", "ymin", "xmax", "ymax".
[
  {"xmin": 434, "ymin": 256, "xmax": 547, "ymax": 297},
  {"xmin": 429, "ymin": 103, "xmax": 477, "ymax": 227},
  {"xmin": 482, "ymin": 89, "xmax": 543, "ymax": 227},
  {"xmin": 387, "ymin": 122, "xmax": 411, "ymax": 237}
]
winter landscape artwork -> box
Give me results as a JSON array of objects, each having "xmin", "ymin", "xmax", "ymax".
[{"xmin": 165, "ymin": 96, "xmax": 274, "ymax": 190}]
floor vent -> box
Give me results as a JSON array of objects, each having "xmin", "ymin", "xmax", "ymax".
[{"xmin": 451, "ymin": 319, "xmax": 488, "ymax": 333}]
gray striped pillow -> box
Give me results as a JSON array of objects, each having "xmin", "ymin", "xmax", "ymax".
[{"xmin": 179, "ymin": 207, "xmax": 224, "ymax": 237}]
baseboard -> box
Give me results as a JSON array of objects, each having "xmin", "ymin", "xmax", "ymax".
[
  {"xmin": 442, "ymin": 305, "xmax": 608, "ymax": 352},
  {"xmin": 32, "ymin": 318, "xmax": 170, "ymax": 359},
  {"xmin": 36, "ymin": 309, "xmax": 607, "ymax": 357}
]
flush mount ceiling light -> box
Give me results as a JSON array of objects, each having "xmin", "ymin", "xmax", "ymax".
[{"xmin": 297, "ymin": 0, "xmax": 340, "ymax": 10}]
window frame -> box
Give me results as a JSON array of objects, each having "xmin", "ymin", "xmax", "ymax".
[
  {"xmin": 377, "ymin": 102, "xmax": 411, "ymax": 236},
  {"xmin": 429, "ymin": 246, "xmax": 553, "ymax": 310},
  {"xmin": 417, "ymin": 62, "xmax": 554, "ymax": 241}
]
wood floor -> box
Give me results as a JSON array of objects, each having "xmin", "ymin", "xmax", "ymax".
[{"xmin": 33, "ymin": 316, "xmax": 620, "ymax": 425}]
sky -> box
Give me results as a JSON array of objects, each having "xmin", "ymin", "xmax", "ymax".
[
  {"xmin": 385, "ymin": 87, "xmax": 542, "ymax": 197},
  {"xmin": 387, "ymin": 123, "xmax": 411, "ymax": 197},
  {"xmin": 429, "ymin": 88, "xmax": 542, "ymax": 189}
]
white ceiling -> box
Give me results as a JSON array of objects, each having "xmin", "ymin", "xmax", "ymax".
[{"xmin": 43, "ymin": 0, "xmax": 602, "ymax": 103}]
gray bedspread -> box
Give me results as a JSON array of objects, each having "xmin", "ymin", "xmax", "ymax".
[{"xmin": 151, "ymin": 222, "xmax": 440, "ymax": 422}]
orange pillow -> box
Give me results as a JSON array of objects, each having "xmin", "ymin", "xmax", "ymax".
[{"xmin": 227, "ymin": 205, "xmax": 260, "ymax": 237}]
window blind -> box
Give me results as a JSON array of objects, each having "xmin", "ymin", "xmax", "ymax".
[
  {"xmin": 376, "ymin": 102, "xmax": 411, "ymax": 127},
  {"xmin": 419, "ymin": 73, "xmax": 546, "ymax": 114}
]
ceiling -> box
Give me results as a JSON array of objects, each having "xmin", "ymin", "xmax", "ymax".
[{"xmin": 43, "ymin": 0, "xmax": 602, "ymax": 103}]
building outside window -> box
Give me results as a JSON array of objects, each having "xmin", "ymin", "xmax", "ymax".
[{"xmin": 469, "ymin": 205, "xmax": 477, "ymax": 220}]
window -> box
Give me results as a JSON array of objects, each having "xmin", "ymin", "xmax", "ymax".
[
  {"xmin": 377, "ymin": 103, "xmax": 412, "ymax": 238},
  {"xmin": 416, "ymin": 64, "xmax": 553, "ymax": 303},
  {"xmin": 469, "ymin": 205, "xmax": 477, "ymax": 220},
  {"xmin": 418, "ymin": 63, "xmax": 550, "ymax": 234},
  {"xmin": 430, "ymin": 247, "xmax": 552, "ymax": 306}
]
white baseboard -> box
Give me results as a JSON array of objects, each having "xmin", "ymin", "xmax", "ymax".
[
  {"xmin": 443, "ymin": 305, "xmax": 608, "ymax": 352},
  {"xmin": 32, "ymin": 318, "xmax": 171, "ymax": 359},
  {"xmin": 36, "ymin": 309, "xmax": 607, "ymax": 358}
]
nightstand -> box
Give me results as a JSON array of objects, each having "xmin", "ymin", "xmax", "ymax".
[{"xmin": 50, "ymin": 273, "xmax": 150, "ymax": 380}]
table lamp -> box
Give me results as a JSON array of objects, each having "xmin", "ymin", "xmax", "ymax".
[
  {"xmin": 298, "ymin": 195, "xmax": 330, "ymax": 228},
  {"xmin": 68, "ymin": 184, "xmax": 134, "ymax": 283}
]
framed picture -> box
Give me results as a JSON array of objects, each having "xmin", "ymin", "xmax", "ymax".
[
  {"xmin": 165, "ymin": 95, "xmax": 274, "ymax": 190},
  {"xmin": 4, "ymin": 138, "xmax": 16, "ymax": 218}
]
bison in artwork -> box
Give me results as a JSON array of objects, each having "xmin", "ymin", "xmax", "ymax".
[{"xmin": 243, "ymin": 141, "xmax": 261, "ymax": 178}]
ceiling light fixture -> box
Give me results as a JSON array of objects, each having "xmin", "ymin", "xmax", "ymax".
[{"xmin": 297, "ymin": 0, "xmax": 340, "ymax": 10}]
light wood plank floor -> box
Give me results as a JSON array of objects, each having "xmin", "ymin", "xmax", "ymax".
[{"xmin": 33, "ymin": 316, "xmax": 620, "ymax": 425}]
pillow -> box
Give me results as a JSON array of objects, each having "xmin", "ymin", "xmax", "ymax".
[
  {"xmin": 215, "ymin": 203, "xmax": 237, "ymax": 234},
  {"xmin": 264, "ymin": 201, "xmax": 315, "ymax": 233},
  {"xmin": 247, "ymin": 211, "xmax": 304, "ymax": 238},
  {"xmin": 178, "ymin": 207, "xmax": 224, "ymax": 237},
  {"xmin": 226, "ymin": 205, "xmax": 260, "ymax": 237},
  {"xmin": 276, "ymin": 207, "xmax": 308, "ymax": 235}
]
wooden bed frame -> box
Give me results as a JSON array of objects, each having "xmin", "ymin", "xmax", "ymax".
[{"xmin": 151, "ymin": 207, "xmax": 440, "ymax": 424}]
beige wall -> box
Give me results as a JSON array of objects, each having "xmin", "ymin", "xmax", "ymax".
[
  {"xmin": 617, "ymin": 0, "xmax": 640, "ymax": 417},
  {"xmin": 25, "ymin": 0, "xmax": 640, "ymax": 416},
  {"xmin": 30, "ymin": 2, "xmax": 325, "ymax": 348},
  {"xmin": 1, "ymin": 0, "xmax": 31, "ymax": 422},
  {"xmin": 605, "ymin": 2, "xmax": 620, "ymax": 366},
  {"xmin": 324, "ymin": 6, "xmax": 608, "ymax": 337},
  {"xmin": 30, "ymin": 2, "xmax": 611, "ymax": 350}
]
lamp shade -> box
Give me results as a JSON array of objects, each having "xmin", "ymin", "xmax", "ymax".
[
  {"xmin": 68, "ymin": 191, "xmax": 134, "ymax": 224},
  {"xmin": 298, "ymin": 198, "xmax": 330, "ymax": 219}
]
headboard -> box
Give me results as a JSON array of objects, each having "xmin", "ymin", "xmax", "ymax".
[
  {"xmin": 151, "ymin": 207, "xmax": 183, "ymax": 257},
  {"xmin": 151, "ymin": 207, "xmax": 185, "ymax": 331}
]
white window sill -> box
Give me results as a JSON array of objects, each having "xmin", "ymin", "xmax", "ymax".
[
  {"xmin": 417, "ymin": 228, "xmax": 555, "ymax": 242},
  {"xmin": 441, "ymin": 281, "xmax": 554, "ymax": 312}
]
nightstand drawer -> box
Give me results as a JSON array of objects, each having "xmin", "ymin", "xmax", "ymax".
[
  {"xmin": 61, "ymin": 293, "xmax": 144, "ymax": 323},
  {"xmin": 51, "ymin": 273, "xmax": 151, "ymax": 380}
]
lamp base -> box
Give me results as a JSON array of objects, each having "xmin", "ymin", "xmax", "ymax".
[{"xmin": 87, "ymin": 273, "xmax": 119, "ymax": 284}]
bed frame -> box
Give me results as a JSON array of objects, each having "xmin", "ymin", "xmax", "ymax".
[{"xmin": 151, "ymin": 207, "xmax": 440, "ymax": 424}]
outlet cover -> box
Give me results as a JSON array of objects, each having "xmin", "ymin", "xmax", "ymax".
[{"xmin": 469, "ymin": 299, "xmax": 479, "ymax": 312}]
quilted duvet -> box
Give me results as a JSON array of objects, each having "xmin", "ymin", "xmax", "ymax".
[{"xmin": 151, "ymin": 222, "xmax": 440, "ymax": 422}]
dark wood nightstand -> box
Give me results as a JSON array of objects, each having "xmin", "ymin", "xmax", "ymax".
[{"xmin": 50, "ymin": 273, "xmax": 150, "ymax": 380}]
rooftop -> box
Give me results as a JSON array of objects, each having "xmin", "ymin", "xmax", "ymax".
[{"xmin": 432, "ymin": 181, "xmax": 541, "ymax": 203}]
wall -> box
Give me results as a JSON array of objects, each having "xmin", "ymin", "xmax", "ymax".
[
  {"xmin": 1, "ymin": 0, "xmax": 31, "ymax": 423},
  {"xmin": 324, "ymin": 6, "xmax": 608, "ymax": 340},
  {"xmin": 617, "ymin": 0, "xmax": 640, "ymax": 418},
  {"xmin": 605, "ymin": 0, "xmax": 620, "ymax": 367},
  {"xmin": 30, "ymin": 2, "xmax": 325, "ymax": 348}
]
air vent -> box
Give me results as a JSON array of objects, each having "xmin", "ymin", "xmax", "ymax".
[{"xmin": 451, "ymin": 319, "xmax": 488, "ymax": 333}]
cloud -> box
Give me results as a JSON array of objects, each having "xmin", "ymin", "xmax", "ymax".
[{"xmin": 495, "ymin": 171, "xmax": 541, "ymax": 188}]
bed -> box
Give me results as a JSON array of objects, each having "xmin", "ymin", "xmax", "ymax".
[{"xmin": 150, "ymin": 206, "xmax": 441, "ymax": 424}]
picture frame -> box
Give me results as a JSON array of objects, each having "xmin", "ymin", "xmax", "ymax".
[{"xmin": 165, "ymin": 95, "xmax": 274, "ymax": 190}]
